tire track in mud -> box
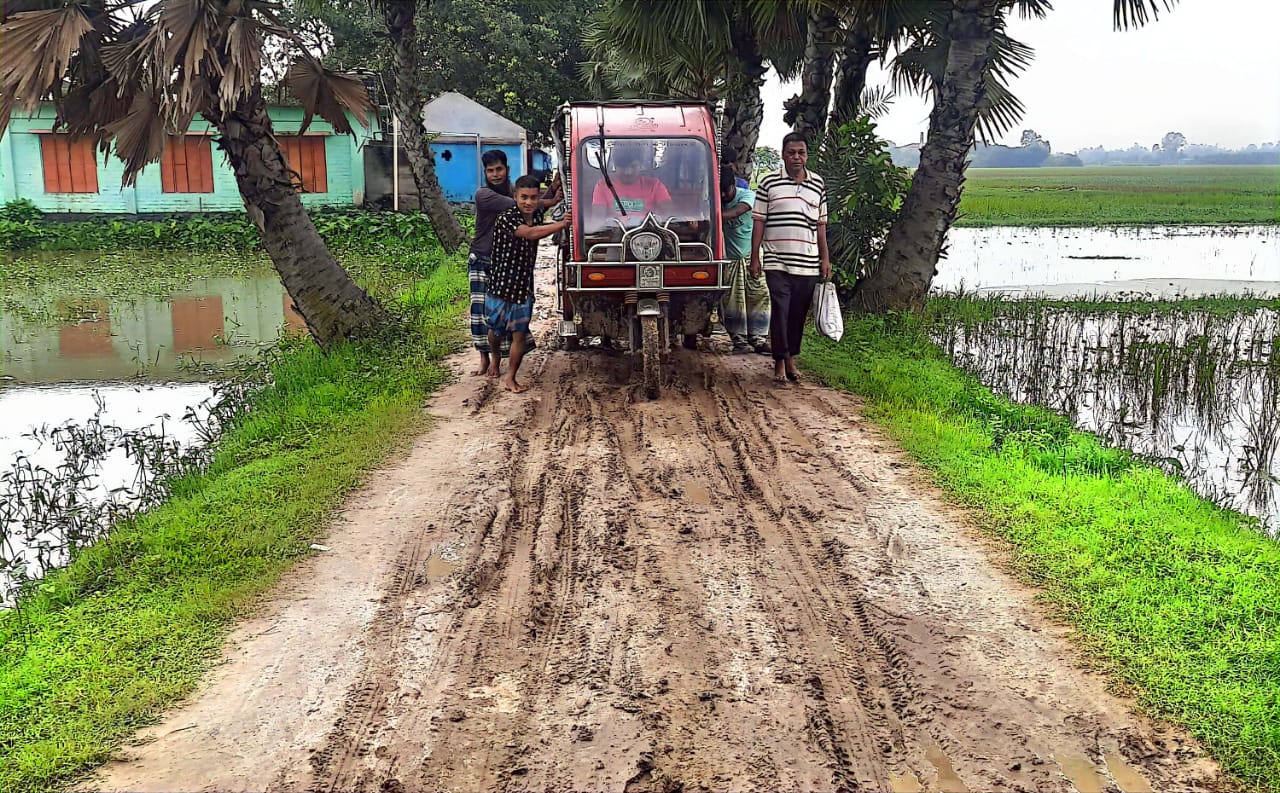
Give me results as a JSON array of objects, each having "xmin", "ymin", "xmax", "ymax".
[{"xmin": 86, "ymin": 247, "xmax": 1236, "ymax": 793}]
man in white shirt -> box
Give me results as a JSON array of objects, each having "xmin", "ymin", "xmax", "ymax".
[{"xmin": 749, "ymin": 132, "xmax": 831, "ymax": 384}]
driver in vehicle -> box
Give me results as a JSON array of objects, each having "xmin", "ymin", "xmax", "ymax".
[{"xmin": 590, "ymin": 145, "xmax": 672, "ymax": 226}]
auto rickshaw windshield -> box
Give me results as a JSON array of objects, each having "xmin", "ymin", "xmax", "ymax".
[{"xmin": 578, "ymin": 137, "xmax": 715, "ymax": 250}]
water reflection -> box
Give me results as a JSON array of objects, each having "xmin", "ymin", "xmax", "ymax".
[
  {"xmin": 933, "ymin": 306, "xmax": 1280, "ymax": 533},
  {"xmin": 939, "ymin": 225, "xmax": 1280, "ymax": 294},
  {"xmin": 1, "ymin": 275, "xmax": 306, "ymax": 384},
  {"xmin": 0, "ymin": 263, "xmax": 303, "ymax": 598}
]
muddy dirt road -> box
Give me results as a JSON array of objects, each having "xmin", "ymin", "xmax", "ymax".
[{"xmin": 86, "ymin": 255, "xmax": 1232, "ymax": 793}]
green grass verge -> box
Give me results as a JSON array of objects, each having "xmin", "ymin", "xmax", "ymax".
[
  {"xmin": 0, "ymin": 256, "xmax": 469, "ymax": 793},
  {"xmin": 803, "ymin": 315, "xmax": 1280, "ymax": 792},
  {"xmin": 957, "ymin": 165, "xmax": 1280, "ymax": 226}
]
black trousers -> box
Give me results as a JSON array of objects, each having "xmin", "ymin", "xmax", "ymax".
[{"xmin": 765, "ymin": 270, "xmax": 819, "ymax": 361}]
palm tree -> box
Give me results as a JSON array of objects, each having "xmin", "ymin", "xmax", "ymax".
[
  {"xmin": 376, "ymin": 0, "xmax": 465, "ymax": 251},
  {"xmin": 582, "ymin": 0, "xmax": 806, "ymax": 176},
  {"xmin": 855, "ymin": 0, "xmax": 1178, "ymax": 312},
  {"xmin": 782, "ymin": 5, "xmax": 840, "ymax": 140},
  {"xmin": 0, "ymin": 0, "xmax": 387, "ymax": 347}
]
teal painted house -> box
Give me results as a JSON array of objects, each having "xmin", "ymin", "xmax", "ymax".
[{"xmin": 0, "ymin": 104, "xmax": 375, "ymax": 215}]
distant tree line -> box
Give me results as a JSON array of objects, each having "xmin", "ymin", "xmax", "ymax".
[
  {"xmin": 1077, "ymin": 134, "xmax": 1280, "ymax": 166},
  {"xmin": 888, "ymin": 128, "xmax": 1280, "ymax": 168}
]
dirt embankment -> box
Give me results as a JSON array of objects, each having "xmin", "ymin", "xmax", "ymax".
[{"xmin": 85, "ymin": 255, "xmax": 1233, "ymax": 793}]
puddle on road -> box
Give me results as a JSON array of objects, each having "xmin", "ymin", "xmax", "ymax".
[
  {"xmin": 887, "ymin": 770, "xmax": 924, "ymax": 792},
  {"xmin": 925, "ymin": 741, "xmax": 969, "ymax": 792},
  {"xmin": 425, "ymin": 545, "xmax": 462, "ymax": 582},
  {"xmin": 684, "ymin": 481, "xmax": 711, "ymax": 506},
  {"xmin": 1054, "ymin": 751, "xmax": 1108, "ymax": 793},
  {"xmin": 1104, "ymin": 751, "xmax": 1154, "ymax": 792}
]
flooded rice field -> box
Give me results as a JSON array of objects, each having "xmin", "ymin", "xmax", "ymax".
[
  {"xmin": 0, "ymin": 251, "xmax": 300, "ymax": 596},
  {"xmin": 932, "ymin": 304, "xmax": 1280, "ymax": 534},
  {"xmin": 939, "ymin": 225, "xmax": 1280, "ymax": 296},
  {"xmin": 932, "ymin": 225, "xmax": 1280, "ymax": 534}
]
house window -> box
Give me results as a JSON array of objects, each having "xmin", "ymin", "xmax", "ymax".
[
  {"xmin": 40, "ymin": 135, "xmax": 98, "ymax": 194},
  {"xmin": 278, "ymin": 136, "xmax": 328, "ymax": 193},
  {"xmin": 161, "ymin": 135, "xmax": 214, "ymax": 193}
]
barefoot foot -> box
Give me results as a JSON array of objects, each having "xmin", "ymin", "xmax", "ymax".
[{"xmin": 503, "ymin": 379, "xmax": 528, "ymax": 394}]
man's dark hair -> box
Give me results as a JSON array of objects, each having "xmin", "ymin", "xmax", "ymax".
[
  {"xmin": 514, "ymin": 174, "xmax": 542, "ymax": 191},
  {"xmin": 481, "ymin": 150, "xmax": 508, "ymax": 167},
  {"xmin": 613, "ymin": 145, "xmax": 643, "ymax": 167},
  {"xmin": 720, "ymin": 165, "xmax": 737, "ymax": 192},
  {"xmin": 781, "ymin": 131, "xmax": 809, "ymax": 151}
]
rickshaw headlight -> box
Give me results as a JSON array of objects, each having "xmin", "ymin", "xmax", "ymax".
[{"xmin": 628, "ymin": 232, "xmax": 662, "ymax": 261}]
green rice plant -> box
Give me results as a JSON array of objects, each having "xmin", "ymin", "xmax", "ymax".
[{"xmin": 957, "ymin": 165, "xmax": 1280, "ymax": 226}]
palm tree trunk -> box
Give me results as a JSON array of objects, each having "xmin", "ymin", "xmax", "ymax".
[
  {"xmin": 854, "ymin": 0, "xmax": 999, "ymax": 313},
  {"xmin": 827, "ymin": 19, "xmax": 875, "ymax": 130},
  {"xmin": 206, "ymin": 94, "xmax": 388, "ymax": 347},
  {"xmin": 784, "ymin": 8, "xmax": 840, "ymax": 140},
  {"xmin": 382, "ymin": 0, "xmax": 466, "ymax": 252},
  {"xmin": 722, "ymin": 23, "xmax": 767, "ymax": 177}
]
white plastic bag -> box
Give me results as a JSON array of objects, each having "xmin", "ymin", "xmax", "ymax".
[{"xmin": 813, "ymin": 280, "xmax": 843, "ymax": 342}]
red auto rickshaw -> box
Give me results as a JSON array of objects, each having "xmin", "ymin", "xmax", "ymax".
[{"xmin": 551, "ymin": 101, "xmax": 730, "ymax": 398}]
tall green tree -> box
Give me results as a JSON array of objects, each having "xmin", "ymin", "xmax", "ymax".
[
  {"xmin": 317, "ymin": 0, "xmax": 600, "ymax": 142},
  {"xmin": 782, "ymin": 5, "xmax": 839, "ymax": 139},
  {"xmin": 581, "ymin": 0, "xmax": 806, "ymax": 176},
  {"xmin": 856, "ymin": 0, "xmax": 1178, "ymax": 312},
  {"xmin": 0, "ymin": 0, "xmax": 387, "ymax": 346}
]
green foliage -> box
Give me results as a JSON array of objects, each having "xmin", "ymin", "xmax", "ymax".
[
  {"xmin": 0, "ymin": 200, "xmax": 41, "ymax": 223},
  {"xmin": 0, "ymin": 250, "xmax": 470, "ymax": 793},
  {"xmin": 804, "ymin": 314, "xmax": 1280, "ymax": 791},
  {"xmin": 752, "ymin": 145, "xmax": 780, "ymax": 174},
  {"xmin": 0, "ymin": 210, "xmax": 464, "ymax": 254},
  {"xmin": 316, "ymin": 0, "xmax": 600, "ymax": 139},
  {"xmin": 811, "ymin": 118, "xmax": 911, "ymax": 292},
  {"xmin": 958, "ymin": 166, "xmax": 1280, "ymax": 226}
]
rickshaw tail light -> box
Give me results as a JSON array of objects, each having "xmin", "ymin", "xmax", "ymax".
[
  {"xmin": 582, "ymin": 267, "xmax": 635, "ymax": 287},
  {"xmin": 664, "ymin": 266, "xmax": 717, "ymax": 287}
]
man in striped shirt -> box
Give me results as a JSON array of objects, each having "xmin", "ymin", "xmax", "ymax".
[{"xmin": 749, "ymin": 132, "xmax": 831, "ymax": 384}]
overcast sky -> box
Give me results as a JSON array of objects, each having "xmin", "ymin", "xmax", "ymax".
[{"xmin": 761, "ymin": 0, "xmax": 1280, "ymax": 154}]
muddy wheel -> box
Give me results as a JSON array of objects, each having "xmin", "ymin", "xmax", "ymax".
[{"xmin": 640, "ymin": 314, "xmax": 661, "ymax": 399}]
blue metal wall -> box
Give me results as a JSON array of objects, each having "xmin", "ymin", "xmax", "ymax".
[{"xmin": 430, "ymin": 142, "xmax": 524, "ymax": 202}]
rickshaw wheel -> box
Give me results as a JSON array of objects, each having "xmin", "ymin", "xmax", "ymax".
[{"xmin": 640, "ymin": 314, "xmax": 661, "ymax": 399}]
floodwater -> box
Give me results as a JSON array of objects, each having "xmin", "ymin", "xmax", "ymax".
[
  {"xmin": 1, "ymin": 253, "xmax": 306, "ymax": 590},
  {"xmin": 939, "ymin": 225, "xmax": 1280, "ymax": 295},
  {"xmin": 934, "ymin": 306, "xmax": 1279, "ymax": 534},
  {"xmin": 930, "ymin": 225, "xmax": 1280, "ymax": 534}
]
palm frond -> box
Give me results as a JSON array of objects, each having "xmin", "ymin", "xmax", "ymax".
[
  {"xmin": 1113, "ymin": 0, "xmax": 1177, "ymax": 31},
  {"xmin": 221, "ymin": 17, "xmax": 263, "ymax": 112},
  {"xmin": 104, "ymin": 92, "xmax": 168, "ymax": 185},
  {"xmin": 973, "ymin": 77, "xmax": 1025, "ymax": 143},
  {"xmin": 285, "ymin": 55, "xmax": 372, "ymax": 133},
  {"xmin": 858, "ymin": 84, "xmax": 894, "ymax": 120},
  {"xmin": 0, "ymin": 4, "xmax": 95, "ymax": 127},
  {"xmin": 1011, "ymin": 0, "xmax": 1053, "ymax": 20}
]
